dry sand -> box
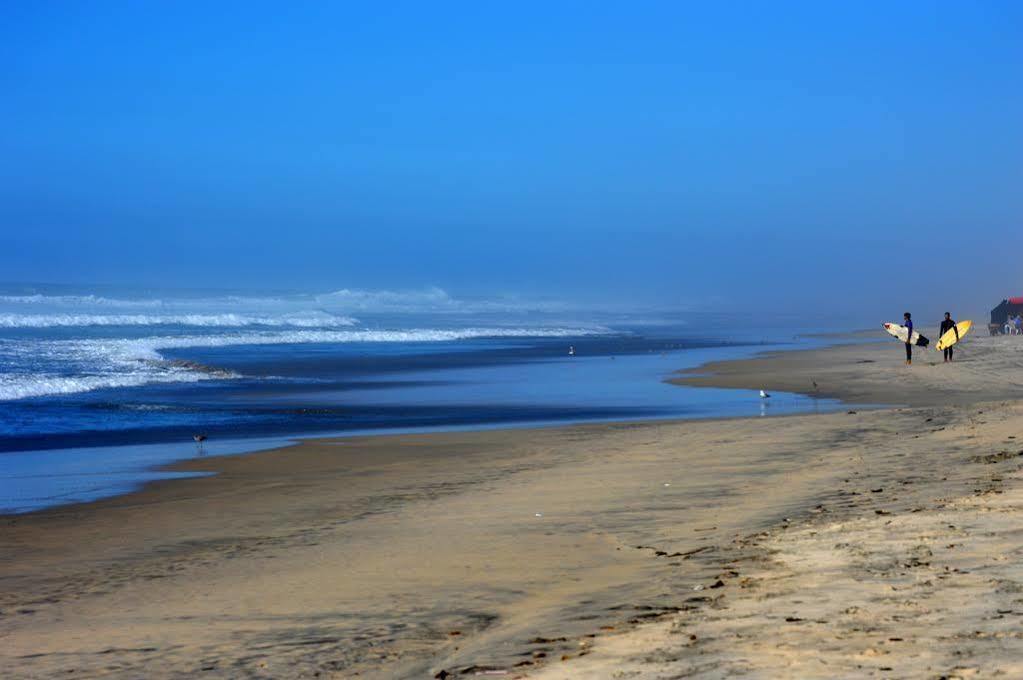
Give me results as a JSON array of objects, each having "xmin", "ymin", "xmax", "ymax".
[
  {"xmin": 3, "ymin": 332, "xmax": 1023, "ymax": 678},
  {"xmin": 673, "ymin": 331, "xmax": 1023, "ymax": 406}
]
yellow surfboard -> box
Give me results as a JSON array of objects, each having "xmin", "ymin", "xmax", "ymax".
[{"xmin": 936, "ymin": 320, "xmax": 972, "ymax": 351}]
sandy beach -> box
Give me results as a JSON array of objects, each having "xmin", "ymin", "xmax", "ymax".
[
  {"xmin": 6, "ymin": 2, "xmax": 1017, "ymax": 677},
  {"xmin": 4, "ymin": 332, "xmax": 1023, "ymax": 678},
  {"xmin": 673, "ymin": 330, "xmax": 1023, "ymax": 406}
]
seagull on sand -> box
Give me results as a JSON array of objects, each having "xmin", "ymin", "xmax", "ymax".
[
  {"xmin": 759, "ymin": 389, "xmax": 771, "ymax": 399},
  {"xmin": 193, "ymin": 433, "xmax": 208, "ymax": 453}
]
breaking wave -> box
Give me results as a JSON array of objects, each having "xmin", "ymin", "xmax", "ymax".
[
  {"xmin": 0, "ymin": 294, "xmax": 168, "ymax": 307},
  {"xmin": 0, "ymin": 326, "xmax": 606, "ymax": 401},
  {"xmin": 0, "ymin": 312, "xmax": 359, "ymax": 328},
  {"xmin": 0, "ymin": 287, "xmax": 570, "ymax": 315},
  {"xmin": 0, "ymin": 368, "xmax": 232, "ymax": 402}
]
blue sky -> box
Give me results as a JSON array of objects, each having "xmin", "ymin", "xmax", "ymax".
[{"xmin": 2, "ymin": 1, "xmax": 1021, "ymax": 314}]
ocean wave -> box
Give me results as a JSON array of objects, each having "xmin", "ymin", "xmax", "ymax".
[
  {"xmin": 0, "ymin": 326, "xmax": 608, "ymax": 401},
  {"xmin": 0, "ymin": 369, "xmax": 230, "ymax": 401},
  {"xmin": 0, "ymin": 294, "xmax": 168, "ymax": 307},
  {"xmin": 314, "ymin": 286, "xmax": 453, "ymax": 310},
  {"xmin": 0, "ymin": 312, "xmax": 359, "ymax": 328},
  {"xmin": 0, "ymin": 293, "xmax": 319, "ymax": 309},
  {"xmin": 57, "ymin": 327, "xmax": 607, "ymax": 362},
  {"xmin": 313, "ymin": 287, "xmax": 568, "ymax": 313},
  {"xmin": 0, "ymin": 287, "xmax": 571, "ymax": 316}
]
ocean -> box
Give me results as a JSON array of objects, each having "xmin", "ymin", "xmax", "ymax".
[{"xmin": 0, "ymin": 285, "xmax": 843, "ymax": 512}]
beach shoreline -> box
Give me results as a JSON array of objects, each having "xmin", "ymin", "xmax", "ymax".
[
  {"xmin": 3, "ymin": 332, "xmax": 1023, "ymax": 677},
  {"xmin": 672, "ymin": 331, "xmax": 1023, "ymax": 406},
  {"xmin": 0, "ymin": 332, "xmax": 841, "ymax": 513}
]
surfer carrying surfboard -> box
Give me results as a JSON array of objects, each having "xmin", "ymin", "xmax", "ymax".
[
  {"xmin": 903, "ymin": 312, "xmax": 913, "ymax": 365},
  {"xmin": 882, "ymin": 315, "xmax": 929, "ymax": 363},
  {"xmin": 939, "ymin": 312, "xmax": 959, "ymax": 362}
]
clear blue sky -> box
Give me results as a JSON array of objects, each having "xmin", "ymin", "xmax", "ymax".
[{"xmin": 2, "ymin": 1, "xmax": 1021, "ymax": 314}]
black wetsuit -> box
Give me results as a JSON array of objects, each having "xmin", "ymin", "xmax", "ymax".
[
  {"xmin": 939, "ymin": 318, "xmax": 958, "ymax": 360},
  {"xmin": 905, "ymin": 319, "xmax": 913, "ymax": 362}
]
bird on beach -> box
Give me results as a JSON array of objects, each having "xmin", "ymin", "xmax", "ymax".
[
  {"xmin": 759, "ymin": 389, "xmax": 771, "ymax": 399},
  {"xmin": 568, "ymin": 346, "xmax": 575, "ymax": 356},
  {"xmin": 193, "ymin": 433, "xmax": 208, "ymax": 454},
  {"xmin": 812, "ymin": 378, "xmax": 819, "ymax": 393}
]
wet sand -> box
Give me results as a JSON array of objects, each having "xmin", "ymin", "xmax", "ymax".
[{"xmin": 3, "ymin": 332, "xmax": 1023, "ymax": 678}]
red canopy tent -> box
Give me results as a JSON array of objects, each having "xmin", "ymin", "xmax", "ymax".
[{"xmin": 991, "ymin": 298, "xmax": 1023, "ymax": 332}]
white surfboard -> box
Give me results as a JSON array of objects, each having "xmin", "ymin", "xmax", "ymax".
[{"xmin": 883, "ymin": 322, "xmax": 929, "ymax": 347}]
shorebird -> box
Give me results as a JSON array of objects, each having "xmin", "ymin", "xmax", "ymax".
[
  {"xmin": 759, "ymin": 389, "xmax": 771, "ymax": 399},
  {"xmin": 193, "ymin": 433, "xmax": 208, "ymax": 454}
]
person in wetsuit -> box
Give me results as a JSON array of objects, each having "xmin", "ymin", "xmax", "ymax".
[
  {"xmin": 904, "ymin": 312, "xmax": 913, "ymax": 365},
  {"xmin": 939, "ymin": 312, "xmax": 959, "ymax": 362}
]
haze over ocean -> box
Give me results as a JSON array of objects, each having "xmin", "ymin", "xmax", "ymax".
[{"xmin": 2, "ymin": 2, "xmax": 1021, "ymax": 317}]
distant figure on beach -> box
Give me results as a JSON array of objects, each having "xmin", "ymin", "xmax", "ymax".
[
  {"xmin": 193, "ymin": 433, "xmax": 207, "ymax": 454},
  {"xmin": 903, "ymin": 312, "xmax": 913, "ymax": 365},
  {"xmin": 1016, "ymin": 315, "xmax": 1023, "ymax": 335},
  {"xmin": 939, "ymin": 312, "xmax": 959, "ymax": 362},
  {"xmin": 568, "ymin": 345, "xmax": 575, "ymax": 356}
]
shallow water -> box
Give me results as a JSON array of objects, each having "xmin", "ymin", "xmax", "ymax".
[{"xmin": 0, "ymin": 339, "xmax": 840, "ymax": 513}]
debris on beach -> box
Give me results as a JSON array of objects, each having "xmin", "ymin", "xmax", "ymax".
[{"xmin": 968, "ymin": 450, "xmax": 1023, "ymax": 464}]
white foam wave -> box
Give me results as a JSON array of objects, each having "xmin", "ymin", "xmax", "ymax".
[
  {"xmin": 0, "ymin": 287, "xmax": 570, "ymax": 316},
  {"xmin": 0, "ymin": 293, "xmax": 317, "ymax": 310},
  {"xmin": 313, "ymin": 287, "xmax": 568, "ymax": 313},
  {"xmin": 0, "ymin": 312, "xmax": 359, "ymax": 328},
  {"xmin": 0, "ymin": 294, "xmax": 168, "ymax": 308},
  {"xmin": 0, "ymin": 369, "xmax": 228, "ymax": 401},
  {"xmin": 0, "ymin": 326, "xmax": 607, "ymax": 401},
  {"xmin": 58, "ymin": 327, "xmax": 605, "ymax": 362},
  {"xmin": 315, "ymin": 287, "xmax": 453, "ymax": 310}
]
